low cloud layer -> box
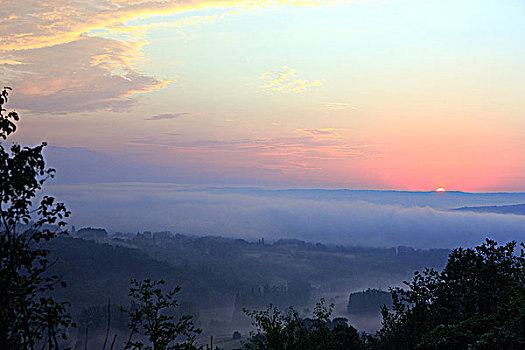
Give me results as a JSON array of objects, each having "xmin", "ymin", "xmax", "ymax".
[{"xmin": 45, "ymin": 184, "xmax": 525, "ymax": 249}]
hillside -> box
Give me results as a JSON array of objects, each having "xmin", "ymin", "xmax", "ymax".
[
  {"xmin": 45, "ymin": 233, "xmax": 449, "ymax": 332},
  {"xmin": 453, "ymin": 203, "xmax": 525, "ymax": 215}
]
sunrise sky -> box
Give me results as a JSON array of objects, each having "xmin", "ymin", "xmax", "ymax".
[{"xmin": 2, "ymin": 0, "xmax": 524, "ymax": 192}]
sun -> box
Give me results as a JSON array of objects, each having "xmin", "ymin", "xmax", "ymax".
[{"xmin": 435, "ymin": 187, "xmax": 446, "ymax": 193}]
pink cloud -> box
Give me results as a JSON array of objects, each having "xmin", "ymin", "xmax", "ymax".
[
  {"xmin": 0, "ymin": 1, "xmax": 350, "ymax": 113},
  {"xmin": 0, "ymin": 1, "xmax": 349, "ymax": 51},
  {"xmin": 4, "ymin": 37, "xmax": 169, "ymax": 113}
]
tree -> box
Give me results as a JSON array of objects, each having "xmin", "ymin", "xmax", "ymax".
[
  {"xmin": 347, "ymin": 288, "xmax": 392, "ymax": 315},
  {"xmin": 377, "ymin": 239, "xmax": 525, "ymax": 349},
  {"xmin": 121, "ymin": 279, "xmax": 202, "ymax": 350},
  {"xmin": 0, "ymin": 87, "xmax": 72, "ymax": 349},
  {"xmin": 242, "ymin": 299, "xmax": 365, "ymax": 350}
]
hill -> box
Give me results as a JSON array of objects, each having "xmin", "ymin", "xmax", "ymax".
[
  {"xmin": 453, "ymin": 203, "xmax": 525, "ymax": 215},
  {"xmin": 44, "ymin": 233, "xmax": 449, "ymax": 335}
]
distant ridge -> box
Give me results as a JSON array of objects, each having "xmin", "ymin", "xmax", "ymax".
[
  {"xmin": 453, "ymin": 203, "xmax": 525, "ymax": 215},
  {"xmin": 203, "ymin": 187, "xmax": 525, "ymax": 195}
]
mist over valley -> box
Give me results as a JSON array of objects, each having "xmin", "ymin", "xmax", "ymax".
[{"xmin": 48, "ymin": 184, "xmax": 525, "ymax": 248}]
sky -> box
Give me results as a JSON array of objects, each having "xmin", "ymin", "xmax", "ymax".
[{"xmin": 1, "ymin": 0, "xmax": 525, "ymax": 192}]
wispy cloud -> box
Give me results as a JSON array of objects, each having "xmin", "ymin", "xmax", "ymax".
[
  {"xmin": 0, "ymin": 59, "xmax": 23, "ymax": 65},
  {"xmin": 147, "ymin": 113, "xmax": 198, "ymax": 121},
  {"xmin": 126, "ymin": 134, "xmax": 385, "ymax": 180},
  {"xmin": 326, "ymin": 102, "xmax": 358, "ymax": 111},
  {"xmin": 260, "ymin": 68, "xmax": 322, "ymax": 93},
  {"xmin": 6, "ymin": 37, "xmax": 171, "ymax": 113},
  {"xmin": 298, "ymin": 128, "xmax": 338, "ymax": 136},
  {"xmin": 128, "ymin": 134, "xmax": 373, "ymax": 162}
]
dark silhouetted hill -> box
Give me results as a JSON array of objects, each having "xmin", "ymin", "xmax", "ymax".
[{"xmin": 453, "ymin": 203, "xmax": 525, "ymax": 215}]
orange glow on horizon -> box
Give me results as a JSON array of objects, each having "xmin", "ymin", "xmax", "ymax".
[{"xmin": 435, "ymin": 187, "xmax": 446, "ymax": 193}]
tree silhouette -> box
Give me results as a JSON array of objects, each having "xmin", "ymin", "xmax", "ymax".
[
  {"xmin": 0, "ymin": 87, "xmax": 72, "ymax": 349},
  {"xmin": 243, "ymin": 299, "xmax": 365, "ymax": 350},
  {"xmin": 121, "ymin": 279, "xmax": 202, "ymax": 350},
  {"xmin": 377, "ymin": 239, "xmax": 525, "ymax": 349}
]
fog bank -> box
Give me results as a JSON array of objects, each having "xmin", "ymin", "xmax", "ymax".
[{"xmin": 47, "ymin": 184, "xmax": 525, "ymax": 248}]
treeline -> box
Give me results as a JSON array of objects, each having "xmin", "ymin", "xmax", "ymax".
[
  {"xmin": 347, "ymin": 289, "xmax": 392, "ymax": 316},
  {"xmin": 42, "ymin": 228, "xmax": 450, "ymax": 317},
  {"xmin": 234, "ymin": 280, "xmax": 311, "ymax": 311}
]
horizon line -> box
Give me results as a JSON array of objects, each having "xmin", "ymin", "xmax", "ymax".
[{"xmin": 45, "ymin": 181, "xmax": 525, "ymax": 195}]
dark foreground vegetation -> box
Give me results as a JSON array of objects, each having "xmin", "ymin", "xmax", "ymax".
[
  {"xmin": 241, "ymin": 239, "xmax": 525, "ymax": 350},
  {"xmin": 1, "ymin": 88, "xmax": 524, "ymax": 349}
]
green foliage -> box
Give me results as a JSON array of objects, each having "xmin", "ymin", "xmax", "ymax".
[
  {"xmin": 242, "ymin": 299, "xmax": 365, "ymax": 350},
  {"xmin": 377, "ymin": 239, "xmax": 525, "ymax": 349},
  {"xmin": 121, "ymin": 279, "xmax": 202, "ymax": 350},
  {"xmin": 0, "ymin": 87, "xmax": 72, "ymax": 349},
  {"xmin": 240, "ymin": 240, "xmax": 525, "ymax": 350}
]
